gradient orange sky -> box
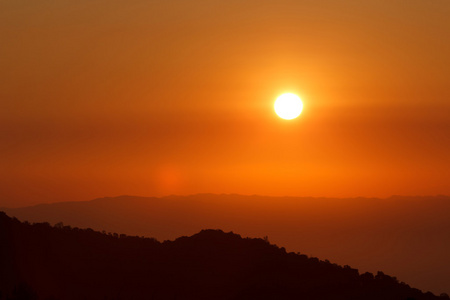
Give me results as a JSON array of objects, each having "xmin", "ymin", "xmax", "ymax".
[{"xmin": 1, "ymin": 0, "xmax": 449, "ymax": 207}]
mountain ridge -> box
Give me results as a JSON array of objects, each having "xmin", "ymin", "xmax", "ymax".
[
  {"xmin": 2, "ymin": 194, "xmax": 450, "ymax": 294},
  {"xmin": 0, "ymin": 211, "xmax": 446, "ymax": 300},
  {"xmin": 5, "ymin": 193, "xmax": 450, "ymax": 211}
]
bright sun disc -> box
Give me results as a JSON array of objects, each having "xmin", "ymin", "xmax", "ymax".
[{"xmin": 274, "ymin": 93, "xmax": 303, "ymax": 120}]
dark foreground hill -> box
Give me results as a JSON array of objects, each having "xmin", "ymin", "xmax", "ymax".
[
  {"xmin": 0, "ymin": 212, "xmax": 446, "ymax": 300},
  {"xmin": 3, "ymin": 194, "xmax": 450, "ymax": 294}
]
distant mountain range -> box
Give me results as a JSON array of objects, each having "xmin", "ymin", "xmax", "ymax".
[
  {"xmin": 2, "ymin": 194, "xmax": 450, "ymax": 295},
  {"xmin": 0, "ymin": 211, "xmax": 447, "ymax": 300}
]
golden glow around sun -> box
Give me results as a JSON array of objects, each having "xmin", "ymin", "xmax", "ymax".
[{"xmin": 274, "ymin": 93, "xmax": 303, "ymax": 120}]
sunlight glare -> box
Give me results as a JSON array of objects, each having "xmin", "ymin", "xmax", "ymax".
[{"xmin": 274, "ymin": 93, "xmax": 303, "ymax": 120}]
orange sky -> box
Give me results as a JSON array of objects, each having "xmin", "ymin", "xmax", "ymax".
[{"xmin": 1, "ymin": 0, "xmax": 449, "ymax": 207}]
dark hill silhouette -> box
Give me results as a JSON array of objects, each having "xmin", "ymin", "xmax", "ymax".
[
  {"xmin": 0, "ymin": 212, "xmax": 447, "ymax": 300},
  {"xmin": 2, "ymin": 194, "xmax": 450, "ymax": 294}
]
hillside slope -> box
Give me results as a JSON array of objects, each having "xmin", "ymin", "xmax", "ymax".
[
  {"xmin": 3, "ymin": 194, "xmax": 450, "ymax": 294},
  {"xmin": 0, "ymin": 211, "xmax": 446, "ymax": 300}
]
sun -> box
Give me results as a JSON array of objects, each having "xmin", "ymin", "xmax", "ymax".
[{"xmin": 274, "ymin": 93, "xmax": 303, "ymax": 120}]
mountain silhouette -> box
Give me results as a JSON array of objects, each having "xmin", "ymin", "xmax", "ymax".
[
  {"xmin": 2, "ymin": 194, "xmax": 450, "ymax": 294},
  {"xmin": 0, "ymin": 211, "xmax": 447, "ymax": 300}
]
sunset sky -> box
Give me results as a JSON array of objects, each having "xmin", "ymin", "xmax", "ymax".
[{"xmin": 1, "ymin": 0, "xmax": 449, "ymax": 207}]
